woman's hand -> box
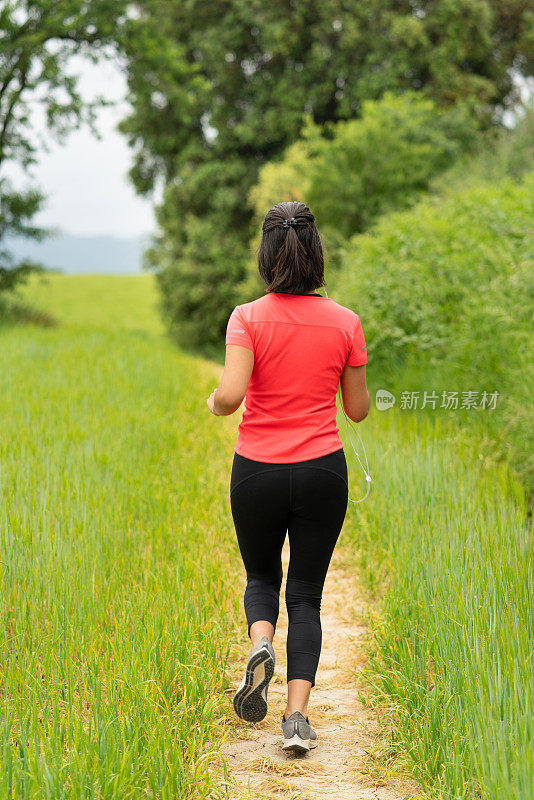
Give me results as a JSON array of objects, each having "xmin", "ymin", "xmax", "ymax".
[{"xmin": 207, "ymin": 390, "xmax": 220, "ymax": 416}]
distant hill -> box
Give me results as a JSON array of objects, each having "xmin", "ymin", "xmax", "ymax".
[{"xmin": 4, "ymin": 232, "xmax": 154, "ymax": 274}]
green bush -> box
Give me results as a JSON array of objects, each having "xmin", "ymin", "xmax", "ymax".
[
  {"xmin": 330, "ymin": 170, "xmax": 534, "ymax": 493},
  {"xmin": 240, "ymin": 92, "xmax": 478, "ymax": 299},
  {"xmin": 304, "ymin": 91, "xmax": 478, "ymax": 240},
  {"xmin": 429, "ymin": 102, "xmax": 534, "ymax": 194}
]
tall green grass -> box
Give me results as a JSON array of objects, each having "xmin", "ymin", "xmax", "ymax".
[
  {"xmin": 4, "ymin": 273, "xmax": 532, "ymax": 800},
  {"xmin": 341, "ymin": 409, "xmax": 532, "ymax": 799},
  {"xmin": 0, "ymin": 274, "xmax": 241, "ymax": 799}
]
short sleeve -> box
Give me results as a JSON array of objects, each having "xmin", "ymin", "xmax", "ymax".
[
  {"xmin": 346, "ymin": 314, "xmax": 367, "ymax": 366},
  {"xmin": 225, "ymin": 305, "xmax": 254, "ymax": 351}
]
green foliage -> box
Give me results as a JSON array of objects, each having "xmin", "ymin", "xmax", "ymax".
[
  {"xmin": 122, "ymin": 0, "xmax": 533, "ymax": 190},
  {"xmin": 330, "ymin": 165, "xmax": 534, "ymax": 492},
  {"xmin": 242, "ymin": 92, "xmax": 479, "ymax": 298},
  {"xmin": 0, "ymin": 1, "xmax": 129, "ymax": 300},
  {"xmin": 303, "ymin": 92, "xmax": 478, "ymax": 239},
  {"xmin": 333, "ymin": 172, "xmax": 533, "ymax": 373},
  {"xmin": 0, "ymin": 179, "xmax": 48, "ymax": 298},
  {"xmin": 119, "ymin": 0, "xmax": 532, "ymax": 355},
  {"xmin": 429, "ymin": 101, "xmax": 534, "ymax": 192},
  {"xmin": 0, "ymin": 259, "xmax": 44, "ymax": 295},
  {"xmin": 145, "ymin": 156, "xmax": 256, "ymax": 353}
]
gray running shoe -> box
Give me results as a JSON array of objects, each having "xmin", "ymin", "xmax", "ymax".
[
  {"xmin": 281, "ymin": 711, "xmax": 318, "ymax": 753},
  {"xmin": 233, "ymin": 635, "xmax": 276, "ymax": 722}
]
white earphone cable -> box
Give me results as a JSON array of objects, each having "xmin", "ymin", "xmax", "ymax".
[
  {"xmin": 323, "ymin": 285, "xmax": 372, "ymax": 504},
  {"xmin": 337, "ymin": 385, "xmax": 372, "ymax": 503}
]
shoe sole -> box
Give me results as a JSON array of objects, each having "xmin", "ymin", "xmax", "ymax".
[
  {"xmin": 282, "ymin": 733, "xmax": 318, "ymax": 753},
  {"xmin": 233, "ymin": 648, "xmax": 275, "ymax": 722}
]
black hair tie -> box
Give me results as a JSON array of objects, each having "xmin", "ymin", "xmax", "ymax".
[{"xmin": 282, "ymin": 217, "xmax": 298, "ymax": 229}]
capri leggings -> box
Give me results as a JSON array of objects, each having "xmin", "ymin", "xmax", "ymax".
[{"xmin": 229, "ymin": 447, "xmax": 349, "ymax": 687}]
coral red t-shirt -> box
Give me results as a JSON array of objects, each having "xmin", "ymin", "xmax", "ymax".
[{"xmin": 225, "ymin": 291, "xmax": 367, "ymax": 463}]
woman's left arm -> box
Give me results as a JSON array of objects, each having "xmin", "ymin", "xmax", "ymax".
[{"xmin": 207, "ymin": 344, "xmax": 254, "ymax": 416}]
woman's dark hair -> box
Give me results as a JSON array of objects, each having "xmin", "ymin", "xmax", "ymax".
[{"xmin": 257, "ymin": 201, "xmax": 326, "ymax": 294}]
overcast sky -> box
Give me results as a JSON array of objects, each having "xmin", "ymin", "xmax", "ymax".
[{"xmin": 5, "ymin": 54, "xmax": 157, "ymax": 239}]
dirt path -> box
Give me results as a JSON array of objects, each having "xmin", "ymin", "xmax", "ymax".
[{"xmin": 213, "ymin": 538, "xmax": 419, "ymax": 800}]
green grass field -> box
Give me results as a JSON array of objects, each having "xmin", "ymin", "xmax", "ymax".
[
  {"xmin": 1, "ymin": 274, "xmax": 241, "ymax": 799},
  {"xmin": 1, "ymin": 273, "xmax": 531, "ymax": 799},
  {"xmin": 343, "ymin": 412, "xmax": 531, "ymax": 799}
]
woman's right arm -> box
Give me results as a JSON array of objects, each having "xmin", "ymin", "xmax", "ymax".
[{"xmin": 339, "ymin": 364, "xmax": 370, "ymax": 422}]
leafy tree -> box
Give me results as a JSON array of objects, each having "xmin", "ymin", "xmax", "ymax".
[
  {"xmin": 0, "ymin": 0, "xmax": 128, "ymax": 301},
  {"xmin": 243, "ymin": 91, "xmax": 478, "ymax": 298},
  {"xmin": 119, "ymin": 0, "xmax": 533, "ymax": 353},
  {"xmin": 305, "ymin": 93, "xmax": 478, "ymax": 237}
]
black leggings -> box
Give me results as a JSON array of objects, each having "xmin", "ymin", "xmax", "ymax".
[{"xmin": 229, "ymin": 447, "xmax": 348, "ymax": 687}]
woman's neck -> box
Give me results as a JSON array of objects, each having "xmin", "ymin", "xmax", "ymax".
[{"xmin": 272, "ymin": 290, "xmax": 323, "ymax": 296}]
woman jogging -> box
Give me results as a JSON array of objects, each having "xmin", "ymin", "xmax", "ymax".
[{"xmin": 206, "ymin": 201, "xmax": 369, "ymax": 754}]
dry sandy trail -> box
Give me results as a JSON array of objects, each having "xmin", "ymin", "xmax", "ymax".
[{"xmin": 206, "ymin": 361, "xmax": 420, "ymax": 799}]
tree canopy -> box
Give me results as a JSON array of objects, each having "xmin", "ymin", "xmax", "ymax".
[
  {"xmin": 118, "ymin": 0, "xmax": 533, "ymax": 352},
  {"xmin": 0, "ymin": 0, "xmax": 129, "ymax": 295}
]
